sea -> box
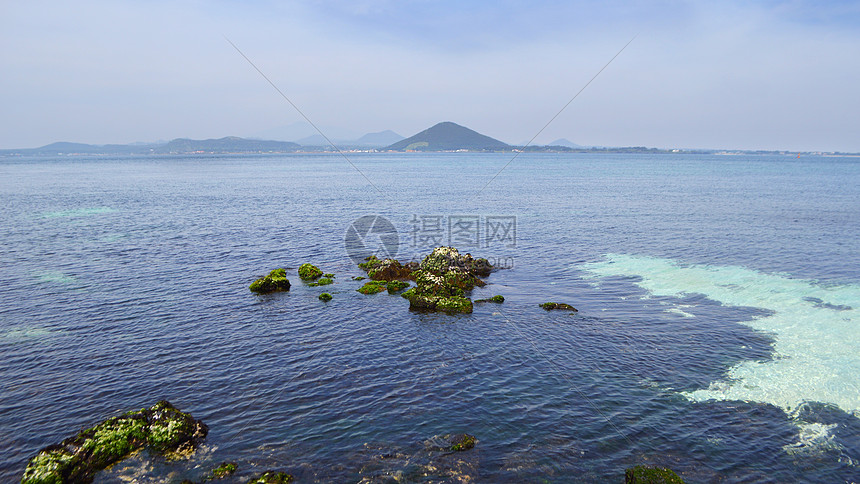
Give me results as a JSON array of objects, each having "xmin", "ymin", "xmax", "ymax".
[{"xmin": 1, "ymin": 152, "xmax": 858, "ymax": 483}]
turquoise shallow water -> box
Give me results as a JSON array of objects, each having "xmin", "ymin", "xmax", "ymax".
[{"xmin": 1, "ymin": 152, "xmax": 859, "ymax": 482}]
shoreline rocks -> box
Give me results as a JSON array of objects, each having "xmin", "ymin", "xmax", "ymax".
[{"xmin": 22, "ymin": 401, "xmax": 207, "ymax": 484}]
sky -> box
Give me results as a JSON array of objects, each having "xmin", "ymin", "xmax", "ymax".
[{"xmin": 2, "ymin": 0, "xmax": 859, "ymax": 151}]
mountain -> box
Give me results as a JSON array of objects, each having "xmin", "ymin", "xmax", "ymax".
[
  {"xmin": 385, "ymin": 122, "xmax": 510, "ymax": 151},
  {"xmin": 548, "ymin": 138, "xmax": 585, "ymax": 148},
  {"xmin": 295, "ymin": 134, "xmax": 340, "ymax": 146},
  {"xmin": 1, "ymin": 137, "xmax": 301, "ymax": 156},
  {"xmin": 154, "ymin": 137, "xmax": 300, "ymax": 153},
  {"xmin": 295, "ymin": 130, "xmax": 405, "ymax": 147},
  {"xmin": 355, "ymin": 130, "xmax": 404, "ymax": 147}
]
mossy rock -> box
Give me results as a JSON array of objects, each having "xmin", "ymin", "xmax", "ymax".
[
  {"xmin": 419, "ymin": 246, "xmax": 492, "ymax": 277},
  {"xmin": 318, "ymin": 292, "xmax": 333, "ymax": 302},
  {"xmin": 351, "ymin": 276, "xmax": 366, "ymax": 281},
  {"xmin": 625, "ymin": 465, "xmax": 685, "ymax": 483},
  {"xmin": 207, "ymin": 461, "xmax": 238, "ymax": 480},
  {"xmin": 386, "ymin": 280, "xmax": 410, "ymax": 293},
  {"xmin": 323, "ymin": 273, "xmax": 335, "ymax": 278},
  {"xmin": 298, "ymin": 263, "xmax": 323, "ymax": 281},
  {"xmin": 249, "ymin": 268, "xmax": 290, "ymax": 294},
  {"xmin": 357, "ymin": 281, "xmax": 387, "ymax": 295},
  {"xmin": 22, "ymin": 401, "xmax": 207, "ymax": 484},
  {"xmin": 308, "ymin": 277, "xmax": 333, "ymax": 287},
  {"xmin": 539, "ymin": 302, "xmax": 577, "ymax": 311},
  {"xmin": 401, "ymin": 288, "xmax": 473, "ymax": 314},
  {"xmin": 245, "ymin": 470, "xmax": 294, "ymax": 483},
  {"xmin": 359, "ymin": 255, "xmax": 413, "ymax": 281},
  {"xmin": 475, "ymin": 295, "xmax": 504, "ymax": 303},
  {"xmin": 447, "ymin": 433, "xmax": 477, "ymax": 451}
]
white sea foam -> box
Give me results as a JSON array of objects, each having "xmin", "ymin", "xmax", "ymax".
[
  {"xmin": 35, "ymin": 271, "xmax": 77, "ymax": 284},
  {"xmin": 581, "ymin": 254, "xmax": 860, "ymax": 419},
  {"xmin": 0, "ymin": 327, "xmax": 63, "ymax": 342}
]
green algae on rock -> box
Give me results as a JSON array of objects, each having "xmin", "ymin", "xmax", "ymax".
[
  {"xmin": 386, "ymin": 280, "xmax": 410, "ymax": 293},
  {"xmin": 249, "ymin": 268, "xmax": 290, "ymax": 294},
  {"xmin": 318, "ymin": 292, "xmax": 333, "ymax": 302},
  {"xmin": 357, "ymin": 280, "xmax": 387, "ymax": 295},
  {"xmin": 448, "ymin": 433, "xmax": 477, "ymax": 452},
  {"xmin": 308, "ymin": 277, "xmax": 333, "ymax": 287},
  {"xmin": 244, "ymin": 470, "xmax": 294, "ymax": 483},
  {"xmin": 206, "ymin": 461, "xmax": 238, "ymax": 480},
  {"xmin": 624, "ymin": 465, "xmax": 685, "ymax": 483},
  {"xmin": 298, "ymin": 263, "xmax": 323, "ymax": 281},
  {"xmin": 539, "ymin": 302, "xmax": 577, "ymax": 311},
  {"xmin": 475, "ymin": 295, "xmax": 504, "ymax": 303},
  {"xmin": 21, "ymin": 401, "xmax": 207, "ymax": 484}
]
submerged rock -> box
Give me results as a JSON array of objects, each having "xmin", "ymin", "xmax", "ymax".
[
  {"xmin": 357, "ymin": 280, "xmax": 387, "ymax": 295},
  {"xmin": 21, "ymin": 401, "xmax": 207, "ymax": 484},
  {"xmin": 539, "ymin": 302, "xmax": 577, "ymax": 311},
  {"xmin": 245, "ymin": 470, "xmax": 294, "ymax": 483},
  {"xmin": 249, "ymin": 268, "xmax": 291, "ymax": 294},
  {"xmin": 207, "ymin": 461, "xmax": 238, "ymax": 480},
  {"xmin": 298, "ymin": 263, "xmax": 323, "ymax": 281},
  {"xmin": 625, "ymin": 465, "xmax": 685, "ymax": 483},
  {"xmin": 447, "ymin": 433, "xmax": 477, "ymax": 451},
  {"xmin": 386, "ymin": 280, "xmax": 410, "ymax": 293},
  {"xmin": 308, "ymin": 277, "xmax": 333, "ymax": 287},
  {"xmin": 475, "ymin": 295, "xmax": 504, "ymax": 303}
]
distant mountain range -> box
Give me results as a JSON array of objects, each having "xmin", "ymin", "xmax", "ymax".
[
  {"xmin": 7, "ymin": 122, "xmax": 796, "ymax": 155},
  {"xmin": 385, "ymin": 122, "xmax": 510, "ymax": 151},
  {"xmin": 295, "ymin": 130, "xmax": 404, "ymax": 147}
]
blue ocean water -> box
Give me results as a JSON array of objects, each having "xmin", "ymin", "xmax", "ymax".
[{"xmin": 1, "ymin": 152, "xmax": 858, "ymax": 482}]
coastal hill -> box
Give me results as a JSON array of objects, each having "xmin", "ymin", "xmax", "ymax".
[
  {"xmin": 385, "ymin": 122, "xmax": 510, "ymax": 151},
  {"xmin": 1, "ymin": 137, "xmax": 302, "ymax": 155},
  {"xmin": 158, "ymin": 137, "xmax": 300, "ymax": 153}
]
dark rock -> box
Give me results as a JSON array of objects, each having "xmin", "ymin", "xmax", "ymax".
[
  {"xmin": 625, "ymin": 465, "xmax": 685, "ymax": 483},
  {"xmin": 21, "ymin": 401, "xmax": 207, "ymax": 484},
  {"xmin": 539, "ymin": 302, "xmax": 577, "ymax": 311},
  {"xmin": 249, "ymin": 268, "xmax": 290, "ymax": 294}
]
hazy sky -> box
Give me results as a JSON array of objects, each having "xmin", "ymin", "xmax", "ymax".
[{"xmin": 2, "ymin": 1, "xmax": 859, "ymax": 151}]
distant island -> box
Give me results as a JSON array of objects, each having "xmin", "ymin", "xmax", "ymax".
[{"xmin": 1, "ymin": 123, "xmax": 854, "ymax": 156}]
